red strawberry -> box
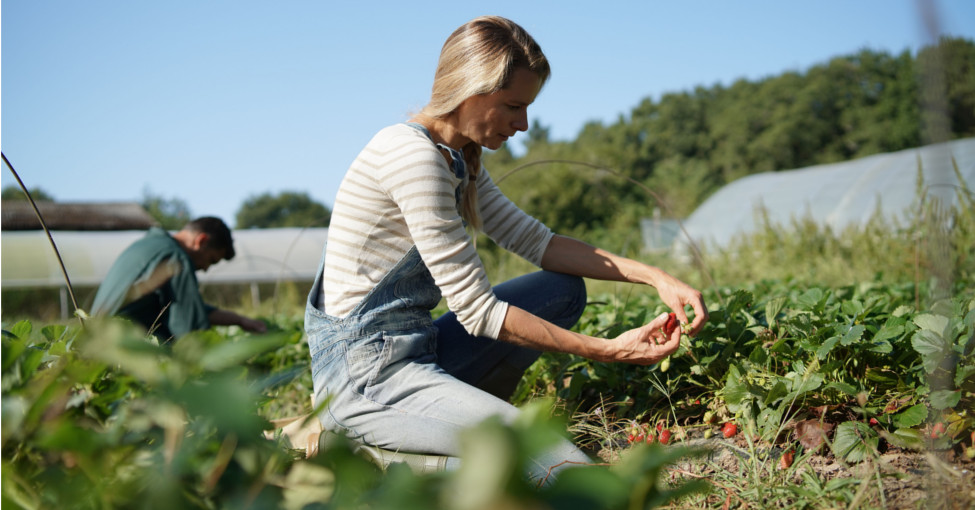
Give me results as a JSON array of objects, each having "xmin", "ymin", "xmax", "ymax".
[
  {"xmin": 645, "ymin": 433, "xmax": 655, "ymax": 444},
  {"xmin": 659, "ymin": 429, "xmax": 672, "ymax": 445},
  {"xmin": 663, "ymin": 313, "xmax": 678, "ymax": 335},
  {"xmin": 931, "ymin": 422, "xmax": 946, "ymax": 438},
  {"xmin": 722, "ymin": 422, "xmax": 737, "ymax": 438},
  {"xmin": 869, "ymin": 418, "xmax": 879, "ymax": 426}
]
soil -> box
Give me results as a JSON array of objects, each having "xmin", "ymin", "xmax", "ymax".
[{"xmin": 595, "ymin": 436, "xmax": 975, "ymax": 509}]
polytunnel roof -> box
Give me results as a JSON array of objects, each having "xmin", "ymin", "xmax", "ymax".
[
  {"xmin": 678, "ymin": 137, "xmax": 975, "ymax": 251},
  {"xmin": 1, "ymin": 227, "xmax": 328, "ymax": 288}
]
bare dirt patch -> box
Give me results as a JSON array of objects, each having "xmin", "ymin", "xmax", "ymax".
[{"xmin": 595, "ymin": 437, "xmax": 975, "ymax": 509}]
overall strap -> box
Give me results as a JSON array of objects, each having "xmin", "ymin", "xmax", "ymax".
[{"xmin": 403, "ymin": 123, "xmax": 467, "ymax": 180}]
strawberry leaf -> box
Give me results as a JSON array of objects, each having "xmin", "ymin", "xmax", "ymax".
[
  {"xmin": 929, "ymin": 389, "xmax": 961, "ymax": 410},
  {"xmin": 892, "ymin": 403, "xmax": 927, "ymax": 428},
  {"xmin": 831, "ymin": 421, "xmax": 879, "ymax": 463}
]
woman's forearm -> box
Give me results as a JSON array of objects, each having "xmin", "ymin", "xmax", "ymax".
[
  {"xmin": 540, "ymin": 235, "xmax": 666, "ymax": 286},
  {"xmin": 539, "ymin": 234, "xmax": 709, "ymax": 334},
  {"xmin": 498, "ymin": 304, "xmax": 680, "ymax": 366},
  {"xmin": 498, "ymin": 304, "xmax": 609, "ymax": 361}
]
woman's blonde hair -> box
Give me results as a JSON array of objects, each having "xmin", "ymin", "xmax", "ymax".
[{"xmin": 420, "ymin": 16, "xmax": 550, "ymax": 230}]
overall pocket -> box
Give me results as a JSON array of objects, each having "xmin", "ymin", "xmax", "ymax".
[{"xmin": 347, "ymin": 326, "xmax": 438, "ymax": 401}]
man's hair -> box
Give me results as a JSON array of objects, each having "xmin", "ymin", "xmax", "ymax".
[{"xmin": 183, "ymin": 216, "xmax": 235, "ymax": 260}]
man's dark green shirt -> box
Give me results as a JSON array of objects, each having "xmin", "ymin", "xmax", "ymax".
[{"xmin": 91, "ymin": 227, "xmax": 214, "ymax": 339}]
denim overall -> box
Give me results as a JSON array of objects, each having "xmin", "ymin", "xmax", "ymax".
[{"xmin": 304, "ymin": 124, "xmax": 592, "ymax": 482}]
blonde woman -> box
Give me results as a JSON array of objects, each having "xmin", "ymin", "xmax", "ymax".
[{"xmin": 305, "ymin": 15, "xmax": 708, "ymax": 484}]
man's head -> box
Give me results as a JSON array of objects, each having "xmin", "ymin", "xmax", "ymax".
[{"xmin": 176, "ymin": 216, "xmax": 235, "ymax": 271}]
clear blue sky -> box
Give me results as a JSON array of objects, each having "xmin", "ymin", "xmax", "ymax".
[{"xmin": 3, "ymin": 1, "xmax": 974, "ymax": 228}]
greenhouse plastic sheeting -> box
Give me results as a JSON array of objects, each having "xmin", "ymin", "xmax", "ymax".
[
  {"xmin": 676, "ymin": 138, "xmax": 975, "ymax": 253},
  {"xmin": 1, "ymin": 227, "xmax": 329, "ymax": 288}
]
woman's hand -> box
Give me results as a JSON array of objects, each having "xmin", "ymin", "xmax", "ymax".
[
  {"xmin": 603, "ymin": 312, "xmax": 682, "ymax": 365},
  {"xmin": 540, "ymin": 235, "xmax": 709, "ymax": 336},
  {"xmin": 652, "ymin": 272, "xmax": 709, "ymax": 337}
]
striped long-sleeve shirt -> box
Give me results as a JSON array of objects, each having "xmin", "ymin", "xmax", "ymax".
[{"xmin": 320, "ymin": 123, "xmax": 553, "ymax": 339}]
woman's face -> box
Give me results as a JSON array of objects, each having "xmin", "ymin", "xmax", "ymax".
[{"xmin": 453, "ymin": 67, "xmax": 541, "ymax": 150}]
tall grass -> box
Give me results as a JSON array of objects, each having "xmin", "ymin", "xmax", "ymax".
[{"xmin": 700, "ymin": 164, "xmax": 973, "ymax": 298}]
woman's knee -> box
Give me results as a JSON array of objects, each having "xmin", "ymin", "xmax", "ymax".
[
  {"xmin": 548, "ymin": 272, "xmax": 587, "ymax": 328},
  {"xmin": 493, "ymin": 270, "xmax": 587, "ymax": 329}
]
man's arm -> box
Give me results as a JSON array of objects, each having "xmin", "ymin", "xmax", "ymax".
[{"xmin": 208, "ymin": 309, "xmax": 268, "ymax": 333}]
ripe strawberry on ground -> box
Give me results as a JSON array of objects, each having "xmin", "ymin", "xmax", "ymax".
[
  {"xmin": 931, "ymin": 422, "xmax": 947, "ymax": 438},
  {"xmin": 722, "ymin": 422, "xmax": 738, "ymax": 438},
  {"xmin": 659, "ymin": 429, "xmax": 672, "ymax": 445}
]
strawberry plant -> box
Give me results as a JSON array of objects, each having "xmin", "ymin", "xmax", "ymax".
[
  {"xmin": 517, "ymin": 276, "xmax": 974, "ymax": 472},
  {"xmin": 2, "ymin": 314, "xmax": 710, "ymax": 509}
]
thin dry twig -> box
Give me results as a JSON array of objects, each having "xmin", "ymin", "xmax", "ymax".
[
  {"xmin": 537, "ymin": 460, "xmax": 612, "ymax": 488},
  {"xmin": 672, "ymin": 467, "xmax": 747, "ymax": 509},
  {"xmin": 2, "ymin": 152, "xmax": 85, "ymax": 327}
]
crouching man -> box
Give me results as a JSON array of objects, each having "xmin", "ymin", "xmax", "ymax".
[{"xmin": 91, "ymin": 216, "xmax": 267, "ymax": 340}]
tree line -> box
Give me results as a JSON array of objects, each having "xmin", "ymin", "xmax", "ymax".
[
  {"xmin": 483, "ymin": 36, "xmax": 975, "ymax": 243},
  {"xmin": 1, "ymin": 186, "xmax": 330, "ymax": 231}
]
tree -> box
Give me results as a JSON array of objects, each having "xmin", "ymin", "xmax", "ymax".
[
  {"xmin": 523, "ymin": 119, "xmax": 551, "ymax": 153},
  {"xmin": 235, "ymin": 191, "xmax": 331, "ymax": 229},
  {"xmin": 141, "ymin": 188, "xmax": 192, "ymax": 230},
  {"xmin": 2, "ymin": 185, "xmax": 55, "ymax": 201}
]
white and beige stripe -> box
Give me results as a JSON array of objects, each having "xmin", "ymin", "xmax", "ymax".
[{"xmin": 320, "ymin": 124, "xmax": 553, "ymax": 339}]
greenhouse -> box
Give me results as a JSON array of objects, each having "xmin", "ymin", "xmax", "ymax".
[
  {"xmin": 1, "ymin": 227, "xmax": 329, "ymax": 317},
  {"xmin": 674, "ymin": 137, "xmax": 975, "ymax": 254}
]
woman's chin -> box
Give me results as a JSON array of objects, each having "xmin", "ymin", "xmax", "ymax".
[{"xmin": 483, "ymin": 138, "xmax": 506, "ymax": 151}]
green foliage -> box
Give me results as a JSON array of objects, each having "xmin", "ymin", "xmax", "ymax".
[
  {"xmin": 516, "ymin": 279, "xmax": 974, "ymax": 456},
  {"xmin": 141, "ymin": 187, "xmax": 192, "ymax": 230},
  {"xmin": 235, "ymin": 191, "xmax": 331, "ymax": 229},
  {"xmin": 2, "ymin": 314, "xmax": 705, "ymax": 508},
  {"xmin": 1, "ymin": 317, "xmax": 302, "ymax": 508},
  {"xmin": 700, "ymin": 161, "xmax": 975, "ymax": 290},
  {"xmin": 1, "ymin": 185, "xmax": 55, "ymax": 201},
  {"xmin": 485, "ymin": 37, "xmax": 975, "ymax": 241}
]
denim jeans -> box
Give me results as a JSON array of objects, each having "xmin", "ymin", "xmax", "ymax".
[{"xmin": 305, "ymin": 245, "xmax": 592, "ymax": 483}]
